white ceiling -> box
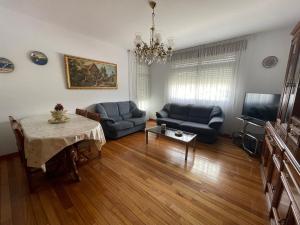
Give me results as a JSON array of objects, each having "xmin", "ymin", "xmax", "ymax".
[{"xmin": 1, "ymin": 0, "xmax": 300, "ymax": 50}]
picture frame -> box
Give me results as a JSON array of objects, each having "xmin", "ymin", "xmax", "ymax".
[{"xmin": 64, "ymin": 55, "xmax": 118, "ymax": 89}]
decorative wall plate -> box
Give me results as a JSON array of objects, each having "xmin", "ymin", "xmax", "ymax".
[
  {"xmin": 30, "ymin": 51, "xmax": 48, "ymax": 65},
  {"xmin": 0, "ymin": 57, "xmax": 14, "ymax": 73},
  {"xmin": 262, "ymin": 56, "xmax": 278, "ymax": 68}
]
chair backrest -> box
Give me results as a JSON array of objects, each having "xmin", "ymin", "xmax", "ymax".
[
  {"xmin": 76, "ymin": 108, "xmax": 88, "ymax": 117},
  {"xmin": 87, "ymin": 112, "xmax": 101, "ymax": 122},
  {"xmin": 8, "ymin": 116, "xmax": 26, "ymax": 164}
]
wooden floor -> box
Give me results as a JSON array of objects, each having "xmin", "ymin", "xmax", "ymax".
[{"xmin": 0, "ymin": 124, "xmax": 268, "ymax": 225}]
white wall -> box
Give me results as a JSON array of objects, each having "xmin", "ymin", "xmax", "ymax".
[
  {"xmin": 149, "ymin": 26, "xmax": 293, "ymax": 134},
  {"xmin": 0, "ymin": 7, "xmax": 129, "ymax": 156}
]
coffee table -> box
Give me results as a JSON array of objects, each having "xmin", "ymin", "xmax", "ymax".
[{"xmin": 145, "ymin": 126, "xmax": 197, "ymax": 160}]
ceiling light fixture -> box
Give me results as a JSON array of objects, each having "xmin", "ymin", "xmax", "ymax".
[{"xmin": 134, "ymin": 0, "xmax": 174, "ymax": 65}]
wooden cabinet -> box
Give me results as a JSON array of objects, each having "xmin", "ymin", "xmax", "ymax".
[
  {"xmin": 276, "ymin": 22, "xmax": 300, "ymax": 149},
  {"xmin": 261, "ymin": 123, "xmax": 300, "ymax": 225},
  {"xmin": 261, "ymin": 22, "xmax": 300, "ymax": 225}
]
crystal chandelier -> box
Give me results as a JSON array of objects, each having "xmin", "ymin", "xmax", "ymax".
[{"xmin": 134, "ymin": 1, "xmax": 174, "ymax": 65}]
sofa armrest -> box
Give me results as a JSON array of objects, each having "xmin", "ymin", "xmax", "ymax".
[
  {"xmin": 101, "ymin": 116, "xmax": 116, "ymax": 123},
  {"xmin": 156, "ymin": 110, "xmax": 168, "ymax": 118},
  {"xmin": 208, "ymin": 116, "xmax": 224, "ymax": 130},
  {"xmin": 132, "ymin": 108, "xmax": 146, "ymax": 118}
]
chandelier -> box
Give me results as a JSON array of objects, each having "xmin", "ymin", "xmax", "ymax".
[{"xmin": 134, "ymin": 0, "xmax": 174, "ymax": 65}]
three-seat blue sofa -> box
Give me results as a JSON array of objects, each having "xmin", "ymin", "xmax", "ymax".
[{"xmin": 156, "ymin": 103, "xmax": 224, "ymax": 143}]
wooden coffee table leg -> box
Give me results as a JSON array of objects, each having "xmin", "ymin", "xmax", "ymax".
[
  {"xmin": 146, "ymin": 130, "xmax": 149, "ymax": 144},
  {"xmin": 193, "ymin": 138, "xmax": 197, "ymax": 152},
  {"xmin": 185, "ymin": 144, "xmax": 189, "ymax": 161}
]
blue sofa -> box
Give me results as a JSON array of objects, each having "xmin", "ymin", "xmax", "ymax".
[
  {"xmin": 95, "ymin": 101, "xmax": 146, "ymax": 139},
  {"xmin": 156, "ymin": 103, "xmax": 224, "ymax": 143}
]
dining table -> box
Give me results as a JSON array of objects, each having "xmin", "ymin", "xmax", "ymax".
[{"xmin": 19, "ymin": 114, "xmax": 106, "ymax": 181}]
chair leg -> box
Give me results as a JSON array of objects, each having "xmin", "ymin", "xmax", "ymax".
[{"xmin": 25, "ymin": 168, "xmax": 34, "ymax": 193}]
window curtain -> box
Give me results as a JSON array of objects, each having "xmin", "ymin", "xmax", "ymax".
[
  {"xmin": 168, "ymin": 39, "xmax": 247, "ymax": 132},
  {"xmin": 128, "ymin": 51, "xmax": 150, "ymax": 115}
]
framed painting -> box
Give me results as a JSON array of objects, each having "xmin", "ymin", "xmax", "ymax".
[{"xmin": 64, "ymin": 55, "xmax": 118, "ymax": 89}]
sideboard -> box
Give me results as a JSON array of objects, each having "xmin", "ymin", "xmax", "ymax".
[{"xmin": 261, "ymin": 22, "xmax": 300, "ymax": 225}]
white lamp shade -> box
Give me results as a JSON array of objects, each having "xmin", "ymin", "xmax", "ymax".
[
  {"xmin": 154, "ymin": 32, "xmax": 162, "ymax": 43},
  {"xmin": 134, "ymin": 34, "xmax": 143, "ymax": 46},
  {"xmin": 167, "ymin": 38, "xmax": 175, "ymax": 48}
]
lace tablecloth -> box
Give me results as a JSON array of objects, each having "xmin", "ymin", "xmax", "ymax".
[{"xmin": 20, "ymin": 114, "xmax": 106, "ymax": 168}]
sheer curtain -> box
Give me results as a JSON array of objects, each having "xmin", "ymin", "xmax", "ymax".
[
  {"xmin": 168, "ymin": 39, "xmax": 247, "ymax": 126},
  {"xmin": 128, "ymin": 51, "xmax": 150, "ymax": 114}
]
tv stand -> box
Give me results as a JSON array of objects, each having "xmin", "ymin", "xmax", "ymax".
[{"xmin": 234, "ymin": 116, "xmax": 265, "ymax": 155}]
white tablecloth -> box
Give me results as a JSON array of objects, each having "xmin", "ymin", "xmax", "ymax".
[{"xmin": 20, "ymin": 114, "xmax": 106, "ymax": 168}]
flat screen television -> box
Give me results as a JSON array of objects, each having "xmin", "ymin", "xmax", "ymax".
[{"xmin": 242, "ymin": 93, "xmax": 281, "ymax": 122}]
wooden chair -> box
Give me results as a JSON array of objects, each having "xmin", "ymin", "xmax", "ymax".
[
  {"xmin": 9, "ymin": 116, "xmax": 39, "ymax": 192},
  {"xmin": 87, "ymin": 111, "xmax": 101, "ymax": 122},
  {"xmin": 76, "ymin": 108, "xmax": 87, "ymax": 117},
  {"xmin": 75, "ymin": 112, "xmax": 101, "ymax": 162}
]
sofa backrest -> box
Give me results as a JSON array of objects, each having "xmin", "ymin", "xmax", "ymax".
[
  {"xmin": 188, "ymin": 105, "xmax": 214, "ymax": 124},
  {"xmin": 164, "ymin": 103, "xmax": 222, "ymax": 124},
  {"xmin": 100, "ymin": 102, "xmax": 122, "ymax": 121},
  {"xmin": 168, "ymin": 104, "xmax": 190, "ymax": 121},
  {"xmin": 95, "ymin": 101, "xmax": 138, "ymax": 121}
]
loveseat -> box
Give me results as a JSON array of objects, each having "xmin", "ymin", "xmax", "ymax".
[
  {"xmin": 156, "ymin": 103, "xmax": 224, "ymax": 143},
  {"xmin": 95, "ymin": 101, "xmax": 146, "ymax": 139}
]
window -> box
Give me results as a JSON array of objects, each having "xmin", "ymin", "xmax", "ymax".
[{"xmin": 168, "ymin": 53, "xmax": 238, "ymax": 108}]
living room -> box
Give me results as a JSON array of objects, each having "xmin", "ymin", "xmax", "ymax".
[{"xmin": 1, "ymin": 0, "xmax": 300, "ymax": 224}]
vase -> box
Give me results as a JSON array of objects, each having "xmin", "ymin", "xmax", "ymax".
[{"xmin": 50, "ymin": 110, "xmax": 66, "ymax": 121}]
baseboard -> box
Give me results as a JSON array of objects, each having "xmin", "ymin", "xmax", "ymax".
[{"xmin": 0, "ymin": 152, "xmax": 18, "ymax": 161}]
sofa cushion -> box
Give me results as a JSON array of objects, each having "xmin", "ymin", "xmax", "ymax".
[
  {"xmin": 126, "ymin": 117, "xmax": 146, "ymax": 126},
  {"xmin": 118, "ymin": 101, "xmax": 130, "ymax": 115},
  {"xmin": 188, "ymin": 106, "xmax": 213, "ymax": 124},
  {"xmin": 157, "ymin": 118, "xmax": 184, "ymax": 128},
  {"xmin": 95, "ymin": 104, "xmax": 108, "ymax": 118},
  {"xmin": 101, "ymin": 102, "xmax": 122, "ymax": 121},
  {"xmin": 108, "ymin": 121, "xmax": 134, "ymax": 131},
  {"xmin": 122, "ymin": 112, "xmax": 133, "ymax": 120},
  {"xmin": 169, "ymin": 104, "xmax": 190, "ymax": 121},
  {"xmin": 181, "ymin": 121, "xmax": 216, "ymax": 135}
]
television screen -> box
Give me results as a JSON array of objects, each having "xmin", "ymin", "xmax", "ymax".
[{"xmin": 242, "ymin": 93, "xmax": 281, "ymax": 122}]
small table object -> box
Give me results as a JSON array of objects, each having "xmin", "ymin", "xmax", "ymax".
[
  {"xmin": 145, "ymin": 126, "xmax": 197, "ymax": 160},
  {"xmin": 234, "ymin": 116, "xmax": 265, "ymax": 155}
]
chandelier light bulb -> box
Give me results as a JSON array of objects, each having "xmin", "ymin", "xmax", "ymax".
[
  {"xmin": 167, "ymin": 38, "xmax": 175, "ymax": 49},
  {"xmin": 154, "ymin": 32, "xmax": 162, "ymax": 44},
  {"xmin": 134, "ymin": 34, "xmax": 143, "ymax": 46}
]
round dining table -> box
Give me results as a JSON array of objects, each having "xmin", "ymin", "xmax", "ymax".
[{"xmin": 20, "ymin": 114, "xmax": 106, "ymax": 179}]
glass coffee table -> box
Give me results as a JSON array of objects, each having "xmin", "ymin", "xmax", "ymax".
[{"xmin": 145, "ymin": 126, "xmax": 197, "ymax": 160}]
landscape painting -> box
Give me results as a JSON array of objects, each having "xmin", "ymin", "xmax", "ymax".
[{"xmin": 64, "ymin": 55, "xmax": 117, "ymax": 89}]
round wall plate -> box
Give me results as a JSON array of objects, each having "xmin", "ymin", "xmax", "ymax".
[
  {"xmin": 262, "ymin": 56, "xmax": 278, "ymax": 68},
  {"xmin": 30, "ymin": 51, "xmax": 48, "ymax": 65},
  {"xmin": 0, "ymin": 57, "xmax": 14, "ymax": 73}
]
